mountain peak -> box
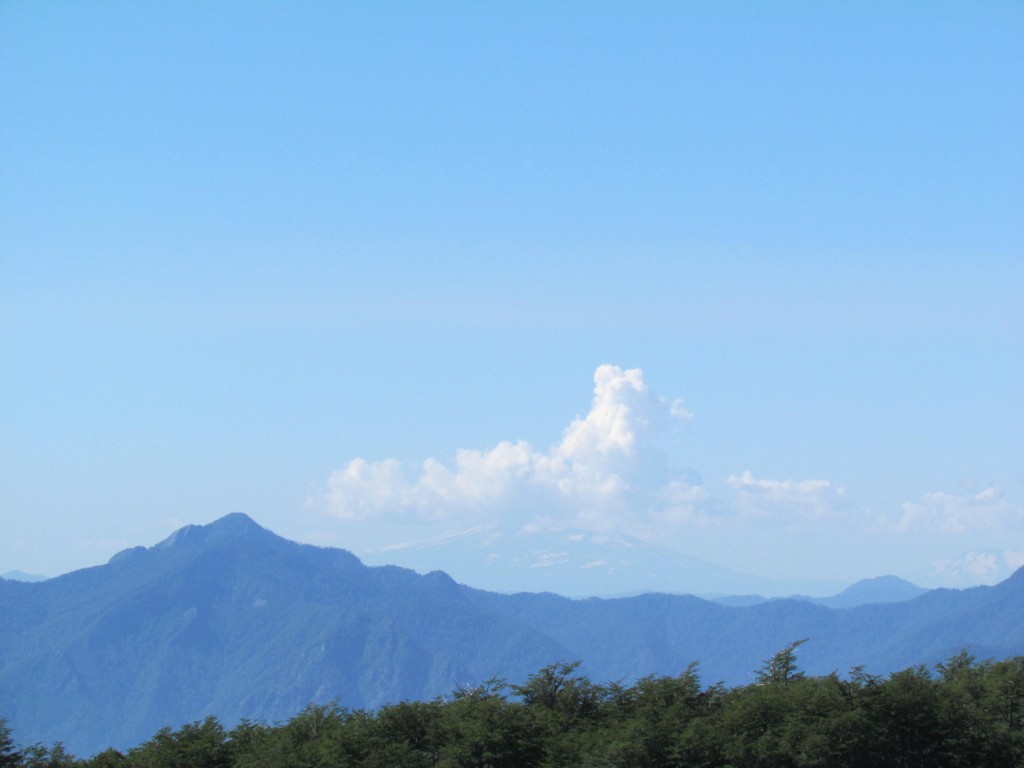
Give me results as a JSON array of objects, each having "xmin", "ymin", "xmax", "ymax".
[
  {"xmin": 817, "ymin": 575, "xmax": 928, "ymax": 608},
  {"xmin": 839, "ymin": 575, "xmax": 925, "ymax": 596},
  {"xmin": 208, "ymin": 511, "xmax": 265, "ymax": 532},
  {"xmin": 156, "ymin": 513, "xmax": 275, "ymax": 550}
]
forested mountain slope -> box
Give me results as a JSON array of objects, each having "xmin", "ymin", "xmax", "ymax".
[
  {"xmin": 467, "ymin": 570, "xmax": 1024, "ymax": 686},
  {"xmin": 0, "ymin": 515, "xmax": 569, "ymax": 754},
  {"xmin": 2, "ymin": 514, "xmax": 1021, "ymax": 756}
]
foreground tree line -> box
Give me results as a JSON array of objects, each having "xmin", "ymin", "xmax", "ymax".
[{"xmin": 4, "ymin": 644, "xmax": 1024, "ymax": 767}]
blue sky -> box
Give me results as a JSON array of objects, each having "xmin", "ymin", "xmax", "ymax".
[{"xmin": 2, "ymin": 2, "xmax": 1022, "ymax": 594}]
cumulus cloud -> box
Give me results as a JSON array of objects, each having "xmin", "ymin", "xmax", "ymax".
[
  {"xmin": 319, "ymin": 365, "xmax": 692, "ymax": 533},
  {"xmin": 726, "ymin": 471, "xmax": 845, "ymax": 520},
  {"xmin": 648, "ymin": 480, "xmax": 714, "ymax": 527},
  {"xmin": 890, "ymin": 487, "xmax": 1022, "ymax": 534},
  {"xmin": 935, "ymin": 552, "xmax": 1000, "ymax": 581},
  {"xmin": 932, "ymin": 549, "xmax": 1024, "ymax": 586},
  {"xmin": 314, "ymin": 364, "xmax": 854, "ymax": 543}
]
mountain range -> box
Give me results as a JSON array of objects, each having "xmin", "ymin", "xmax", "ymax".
[
  {"xmin": 2, "ymin": 513, "xmax": 1021, "ymax": 756},
  {"xmin": 708, "ymin": 575, "xmax": 928, "ymax": 608}
]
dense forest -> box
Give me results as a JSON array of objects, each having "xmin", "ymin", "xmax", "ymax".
[{"xmin": 3, "ymin": 646, "xmax": 1023, "ymax": 767}]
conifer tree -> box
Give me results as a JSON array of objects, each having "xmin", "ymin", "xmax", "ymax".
[{"xmin": 0, "ymin": 720, "xmax": 22, "ymax": 768}]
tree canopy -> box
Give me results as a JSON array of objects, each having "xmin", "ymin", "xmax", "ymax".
[{"xmin": 4, "ymin": 650, "xmax": 1024, "ymax": 767}]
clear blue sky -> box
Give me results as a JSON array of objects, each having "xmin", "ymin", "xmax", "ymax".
[{"xmin": 2, "ymin": 1, "xmax": 1021, "ymax": 593}]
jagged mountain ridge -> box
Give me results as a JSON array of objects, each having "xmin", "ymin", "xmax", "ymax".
[{"xmin": 2, "ymin": 513, "xmax": 1021, "ymax": 756}]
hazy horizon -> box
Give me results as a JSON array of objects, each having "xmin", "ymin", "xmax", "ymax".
[{"xmin": 3, "ymin": 3, "xmax": 1021, "ymax": 595}]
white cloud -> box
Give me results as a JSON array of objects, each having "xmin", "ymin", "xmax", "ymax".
[
  {"xmin": 726, "ymin": 470, "xmax": 845, "ymax": 520},
  {"xmin": 932, "ymin": 549, "xmax": 1024, "ymax": 586},
  {"xmin": 648, "ymin": 480, "xmax": 715, "ymax": 527},
  {"xmin": 310, "ymin": 364, "xmax": 1021, "ymax": 591},
  {"xmin": 1004, "ymin": 550, "xmax": 1024, "ymax": 571},
  {"xmin": 318, "ymin": 365, "xmax": 692, "ymax": 533},
  {"xmin": 372, "ymin": 525, "xmax": 499, "ymax": 553},
  {"xmin": 890, "ymin": 487, "xmax": 1022, "ymax": 533},
  {"xmin": 529, "ymin": 551, "xmax": 570, "ymax": 569},
  {"xmin": 934, "ymin": 552, "xmax": 999, "ymax": 581},
  {"xmin": 314, "ymin": 365, "xmax": 855, "ymax": 543}
]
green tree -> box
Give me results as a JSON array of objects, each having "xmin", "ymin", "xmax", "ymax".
[
  {"xmin": 369, "ymin": 700, "xmax": 446, "ymax": 767},
  {"xmin": 234, "ymin": 703, "xmax": 353, "ymax": 768},
  {"xmin": 776, "ymin": 673, "xmax": 872, "ymax": 768},
  {"xmin": 441, "ymin": 678, "xmax": 542, "ymax": 768},
  {"xmin": 715, "ymin": 682, "xmax": 792, "ymax": 768},
  {"xmin": 757, "ymin": 639, "xmax": 809, "ymax": 688},
  {"xmin": 512, "ymin": 662, "xmax": 608, "ymax": 766},
  {"xmin": 0, "ymin": 720, "xmax": 22, "ymax": 768},
  {"xmin": 83, "ymin": 749, "xmax": 126, "ymax": 768},
  {"xmin": 512, "ymin": 661, "xmax": 604, "ymax": 727},
  {"xmin": 225, "ymin": 720, "xmax": 274, "ymax": 768},
  {"xmin": 984, "ymin": 656, "xmax": 1024, "ymax": 732},
  {"xmin": 21, "ymin": 742, "xmax": 78, "ymax": 768},
  {"xmin": 980, "ymin": 656, "xmax": 1024, "ymax": 766},
  {"xmin": 128, "ymin": 716, "xmax": 230, "ymax": 768},
  {"xmin": 603, "ymin": 665, "xmax": 709, "ymax": 768},
  {"xmin": 874, "ymin": 666, "xmax": 942, "ymax": 767}
]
